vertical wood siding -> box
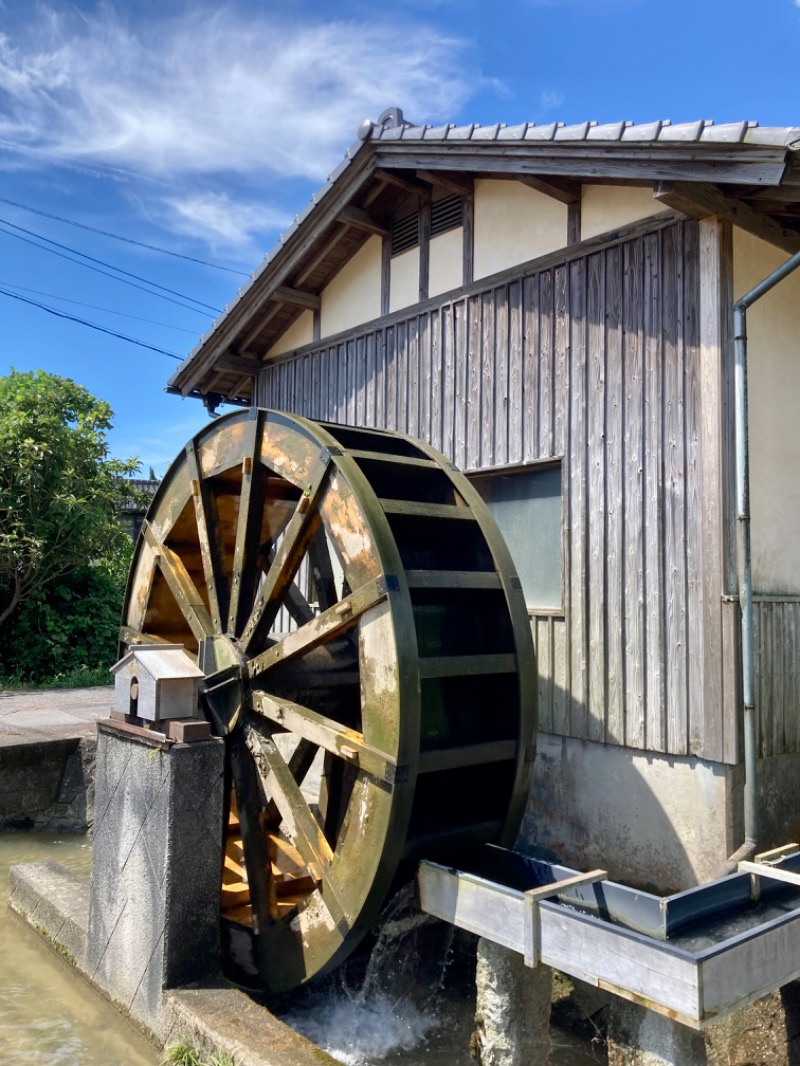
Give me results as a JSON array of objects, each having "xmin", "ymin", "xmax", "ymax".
[{"xmin": 256, "ymin": 219, "xmax": 740, "ymax": 763}]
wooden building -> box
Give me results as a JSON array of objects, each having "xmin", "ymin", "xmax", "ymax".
[{"xmin": 168, "ymin": 110, "xmax": 800, "ymax": 892}]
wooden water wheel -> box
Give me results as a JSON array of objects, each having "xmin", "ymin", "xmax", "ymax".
[{"xmin": 120, "ymin": 409, "xmax": 536, "ymax": 993}]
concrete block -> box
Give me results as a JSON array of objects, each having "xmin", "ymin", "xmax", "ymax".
[
  {"xmin": 607, "ymin": 999, "xmax": 706, "ymax": 1065},
  {"xmin": 167, "ymin": 720, "xmax": 212, "ymax": 743},
  {"xmin": 472, "ymin": 937, "xmax": 552, "ymax": 1065},
  {"xmin": 87, "ymin": 724, "xmax": 225, "ymax": 1033},
  {"xmin": 0, "ymin": 736, "xmax": 95, "ymax": 832},
  {"xmin": 8, "ymin": 860, "xmax": 90, "ymax": 965}
]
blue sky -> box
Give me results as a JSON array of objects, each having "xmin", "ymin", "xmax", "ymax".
[{"xmin": 1, "ymin": 0, "xmax": 799, "ymax": 475}]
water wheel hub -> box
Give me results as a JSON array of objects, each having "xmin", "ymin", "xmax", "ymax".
[{"xmin": 198, "ymin": 634, "xmax": 247, "ymax": 734}]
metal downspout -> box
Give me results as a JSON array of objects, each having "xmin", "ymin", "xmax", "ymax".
[{"xmin": 717, "ymin": 245, "xmax": 800, "ymax": 878}]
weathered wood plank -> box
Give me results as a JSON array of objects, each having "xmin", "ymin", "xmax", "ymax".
[
  {"xmin": 481, "ymin": 290, "xmax": 495, "ymax": 466},
  {"xmin": 605, "ymin": 243, "xmax": 624, "ymax": 745},
  {"xmin": 467, "ymin": 295, "xmax": 481, "ymax": 470},
  {"xmin": 538, "ymin": 270, "xmax": 553, "ymax": 460},
  {"xmin": 568, "ymin": 256, "xmax": 588, "ymax": 739},
  {"xmin": 494, "ymin": 285, "xmax": 510, "ymax": 466},
  {"xmin": 662, "ymin": 223, "xmax": 689, "ymax": 756},
  {"xmin": 454, "ymin": 300, "xmax": 468, "ymax": 469},
  {"xmin": 643, "ymin": 231, "xmax": 666, "ymax": 752},
  {"xmin": 508, "ymin": 279, "xmax": 523, "ymax": 465},
  {"xmin": 396, "ymin": 319, "xmax": 409, "ymax": 433},
  {"xmin": 430, "ymin": 309, "xmax": 442, "ymax": 449},
  {"xmin": 552, "ymin": 618, "xmax": 568, "ymax": 737},
  {"xmin": 697, "ymin": 218, "xmax": 728, "ymax": 764},
  {"xmin": 553, "ymin": 265, "xmax": 568, "ymax": 458},
  {"xmin": 522, "ymin": 273, "xmax": 540, "ymax": 463},
  {"xmin": 623, "ymin": 238, "xmax": 646, "ymax": 750},
  {"xmin": 586, "ymin": 252, "xmax": 607, "ymax": 743},
  {"xmin": 442, "ymin": 304, "xmax": 456, "ymax": 460},
  {"xmin": 419, "ymin": 312, "xmax": 431, "ymax": 443},
  {"xmin": 406, "ymin": 317, "xmax": 419, "ymax": 438},
  {"xmin": 385, "ymin": 326, "xmax": 397, "ymax": 432}
]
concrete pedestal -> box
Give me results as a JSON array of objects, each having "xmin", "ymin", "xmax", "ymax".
[
  {"xmin": 86, "ymin": 721, "xmax": 225, "ymax": 1034},
  {"xmin": 473, "ymin": 938, "xmax": 552, "ymax": 1065},
  {"xmin": 608, "ymin": 988, "xmax": 800, "ymax": 1066}
]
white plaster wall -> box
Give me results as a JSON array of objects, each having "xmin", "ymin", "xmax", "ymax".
[
  {"xmin": 580, "ymin": 185, "xmax": 660, "ymax": 241},
  {"xmin": 733, "ymin": 229, "xmax": 800, "ymax": 593},
  {"xmin": 473, "ymin": 180, "xmax": 567, "ymax": 280},
  {"xmin": 429, "ymin": 227, "xmax": 463, "ymax": 297},
  {"xmin": 320, "ymin": 235, "xmax": 382, "ymax": 338},
  {"xmin": 266, "ymin": 310, "xmax": 313, "ymax": 358},
  {"xmin": 522, "ymin": 733, "xmax": 736, "ymax": 892},
  {"xmin": 389, "ymin": 246, "xmax": 420, "ymax": 313}
]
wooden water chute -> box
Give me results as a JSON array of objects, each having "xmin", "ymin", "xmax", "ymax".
[{"xmin": 119, "ymin": 408, "xmax": 537, "ymax": 993}]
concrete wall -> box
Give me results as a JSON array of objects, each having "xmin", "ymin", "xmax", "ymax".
[
  {"xmin": 580, "ymin": 185, "xmax": 660, "ymax": 241},
  {"xmin": 429, "ymin": 227, "xmax": 463, "ymax": 297},
  {"xmin": 733, "ymin": 229, "xmax": 800, "ymax": 593},
  {"xmin": 320, "ymin": 235, "xmax": 382, "ymax": 338},
  {"xmin": 473, "ymin": 179, "xmax": 567, "ymax": 280},
  {"xmin": 521, "ymin": 732, "xmax": 737, "ymax": 892},
  {"xmin": 267, "ymin": 310, "xmax": 314, "ymax": 359},
  {"xmin": 389, "ymin": 246, "xmax": 420, "ymax": 313}
]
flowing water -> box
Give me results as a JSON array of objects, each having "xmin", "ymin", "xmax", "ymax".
[
  {"xmin": 1, "ymin": 836, "xmax": 604, "ymax": 1065},
  {"xmin": 0, "ymin": 833, "xmax": 158, "ymax": 1065}
]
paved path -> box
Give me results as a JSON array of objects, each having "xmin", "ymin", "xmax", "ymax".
[{"xmin": 0, "ymin": 687, "xmax": 112, "ymax": 747}]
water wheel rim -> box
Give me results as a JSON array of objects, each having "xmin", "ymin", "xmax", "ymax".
[{"xmin": 120, "ymin": 408, "xmax": 536, "ymax": 993}]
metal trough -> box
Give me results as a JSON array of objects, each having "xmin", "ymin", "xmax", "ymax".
[{"xmin": 418, "ymin": 844, "xmax": 800, "ymax": 1029}]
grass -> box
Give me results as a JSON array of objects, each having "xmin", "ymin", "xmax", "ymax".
[{"xmin": 161, "ymin": 1040, "xmax": 237, "ymax": 1066}]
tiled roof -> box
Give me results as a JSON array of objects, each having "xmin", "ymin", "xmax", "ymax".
[
  {"xmin": 361, "ymin": 117, "xmax": 800, "ymax": 147},
  {"xmin": 169, "ymin": 109, "xmax": 800, "ymax": 396}
]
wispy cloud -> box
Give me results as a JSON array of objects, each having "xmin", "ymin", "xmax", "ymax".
[
  {"xmin": 160, "ymin": 192, "xmax": 291, "ymax": 250},
  {"xmin": 0, "ymin": 6, "xmax": 478, "ymax": 183},
  {"xmin": 540, "ymin": 89, "xmax": 565, "ymax": 111}
]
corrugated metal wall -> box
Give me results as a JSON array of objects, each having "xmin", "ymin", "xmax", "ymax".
[{"xmin": 256, "ymin": 218, "xmax": 741, "ymax": 763}]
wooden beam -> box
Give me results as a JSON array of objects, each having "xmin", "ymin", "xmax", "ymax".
[
  {"xmin": 654, "ymin": 181, "xmax": 800, "ymax": 254},
  {"xmin": 338, "ymin": 206, "xmax": 389, "ymax": 237},
  {"xmin": 234, "ymin": 300, "xmax": 285, "ymax": 355},
  {"xmin": 213, "ymin": 355, "xmax": 261, "ymax": 374},
  {"xmin": 416, "ymin": 169, "xmax": 473, "ymax": 197},
  {"xmin": 272, "ymin": 286, "xmax": 321, "ymax": 311},
  {"xmin": 567, "ymin": 200, "xmax": 581, "ymax": 245},
  {"xmin": 361, "ymin": 179, "xmax": 388, "ymax": 209},
  {"xmin": 515, "ymin": 174, "xmax": 582, "ymax": 205},
  {"xmin": 294, "ymin": 223, "xmax": 348, "ymax": 286},
  {"xmin": 374, "ymin": 168, "xmax": 427, "ymax": 196}
]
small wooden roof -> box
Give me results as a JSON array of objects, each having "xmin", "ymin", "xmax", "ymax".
[
  {"xmin": 112, "ymin": 644, "xmax": 204, "ymax": 681},
  {"xmin": 167, "ymin": 108, "xmax": 800, "ymax": 406}
]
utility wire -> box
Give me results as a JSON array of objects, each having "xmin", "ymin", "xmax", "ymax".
[
  {"xmin": 0, "ymin": 281, "xmax": 200, "ymax": 334},
  {"xmin": 0, "ymin": 194, "xmax": 250, "ymax": 277},
  {"xmin": 0, "ymin": 285, "xmax": 183, "ymax": 359},
  {"xmin": 0, "ymin": 216, "xmax": 222, "ymax": 313},
  {"xmin": 0, "ymin": 221, "xmax": 218, "ymax": 317}
]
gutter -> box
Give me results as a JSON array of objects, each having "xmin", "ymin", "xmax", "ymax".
[{"xmin": 717, "ymin": 245, "xmax": 800, "ymax": 877}]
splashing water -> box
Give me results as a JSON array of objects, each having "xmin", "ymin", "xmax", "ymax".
[{"xmin": 280, "ymin": 883, "xmax": 458, "ymax": 1065}]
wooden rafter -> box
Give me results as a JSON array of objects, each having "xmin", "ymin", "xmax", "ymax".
[
  {"xmin": 514, "ymin": 174, "xmax": 581, "ymax": 205},
  {"xmin": 272, "ymin": 286, "xmax": 321, "ymax": 311},
  {"xmin": 294, "ymin": 223, "xmax": 349, "ymax": 286},
  {"xmin": 338, "ymin": 206, "xmax": 389, "ymax": 236},
  {"xmin": 416, "ymin": 169, "xmax": 473, "ymax": 197},
  {"xmin": 654, "ymin": 181, "xmax": 800, "ymax": 255}
]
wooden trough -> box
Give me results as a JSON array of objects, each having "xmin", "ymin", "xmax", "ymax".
[{"xmin": 418, "ymin": 844, "xmax": 800, "ymax": 1029}]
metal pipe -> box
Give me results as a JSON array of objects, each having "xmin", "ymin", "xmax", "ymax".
[{"xmin": 718, "ymin": 245, "xmax": 800, "ymax": 879}]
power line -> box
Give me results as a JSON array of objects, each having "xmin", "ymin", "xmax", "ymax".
[
  {"xmin": 0, "ymin": 194, "xmax": 250, "ymax": 277},
  {"xmin": 0, "ymin": 281, "xmax": 200, "ymax": 334},
  {"xmin": 0, "ymin": 215, "xmax": 221, "ymax": 312},
  {"xmin": 0, "ymin": 220, "xmax": 218, "ymax": 317},
  {"xmin": 0, "ymin": 285, "xmax": 183, "ymax": 360}
]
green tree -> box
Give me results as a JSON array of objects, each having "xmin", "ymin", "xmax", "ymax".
[{"xmin": 0, "ymin": 369, "xmax": 138, "ymax": 629}]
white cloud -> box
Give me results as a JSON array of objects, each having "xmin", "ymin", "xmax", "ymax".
[
  {"xmin": 0, "ymin": 5, "xmax": 479, "ymax": 183},
  {"xmin": 160, "ymin": 192, "xmax": 291, "ymax": 249},
  {"xmin": 540, "ymin": 89, "xmax": 565, "ymax": 111}
]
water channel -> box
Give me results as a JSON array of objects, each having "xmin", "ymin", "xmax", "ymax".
[{"xmin": 1, "ymin": 834, "xmax": 603, "ymax": 1064}]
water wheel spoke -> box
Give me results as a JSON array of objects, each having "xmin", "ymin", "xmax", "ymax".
[
  {"xmin": 239, "ymin": 452, "xmax": 333, "ymax": 652},
  {"xmin": 228, "ymin": 413, "xmax": 265, "ymax": 634},
  {"xmin": 185, "ymin": 441, "xmax": 230, "ymax": 634},
  {"xmin": 308, "ymin": 530, "xmax": 337, "ymax": 611},
  {"xmin": 119, "ymin": 625, "xmax": 187, "ymax": 650},
  {"xmin": 228, "ymin": 729, "xmax": 272, "ymax": 934},
  {"xmin": 262, "ymin": 546, "xmax": 314, "ymax": 627},
  {"xmin": 244, "ymin": 719, "xmax": 347, "ymax": 926},
  {"xmin": 247, "ymin": 575, "xmax": 391, "ymax": 680},
  {"xmin": 142, "ymin": 521, "xmax": 214, "ymax": 642},
  {"xmin": 251, "ymin": 690, "xmax": 396, "ymax": 785},
  {"xmin": 263, "ymin": 737, "xmax": 319, "ymax": 826}
]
